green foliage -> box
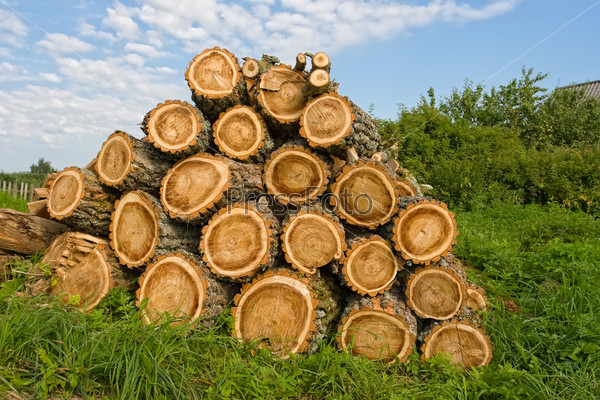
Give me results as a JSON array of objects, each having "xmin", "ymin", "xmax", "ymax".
[
  {"xmin": 0, "ymin": 191, "xmax": 28, "ymax": 212},
  {"xmin": 29, "ymin": 158, "xmax": 56, "ymax": 174},
  {"xmin": 0, "ymin": 171, "xmax": 48, "ymax": 187}
]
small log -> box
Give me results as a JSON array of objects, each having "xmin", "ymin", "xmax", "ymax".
[
  {"xmin": 44, "ymin": 232, "xmax": 138, "ymax": 311},
  {"xmin": 263, "ymin": 143, "xmax": 331, "ymax": 205},
  {"xmin": 334, "ymin": 235, "xmax": 399, "ymax": 296},
  {"xmin": 329, "ymin": 159, "xmax": 400, "ymax": 229},
  {"xmin": 241, "ymin": 58, "xmax": 264, "ymax": 80},
  {"xmin": 160, "ymin": 153, "xmax": 263, "ymax": 224},
  {"xmin": 390, "ymin": 197, "xmax": 458, "ymax": 265},
  {"xmin": 95, "ymin": 131, "xmax": 174, "ymax": 193},
  {"xmin": 185, "ymin": 47, "xmax": 247, "ymax": 121},
  {"xmin": 199, "ymin": 202, "xmax": 280, "ymax": 281},
  {"xmin": 309, "ymin": 51, "xmax": 331, "ymax": 72},
  {"xmin": 0, "ymin": 209, "xmax": 67, "ymax": 255},
  {"xmin": 27, "ymin": 199, "xmax": 47, "ymax": 214},
  {"xmin": 299, "ymin": 94, "xmax": 381, "ymax": 158},
  {"xmin": 141, "ymin": 100, "xmax": 212, "ymax": 157},
  {"xmin": 337, "ymin": 286, "xmax": 416, "ymax": 363},
  {"xmin": 465, "ymin": 283, "xmax": 488, "ymax": 312},
  {"xmin": 405, "ymin": 255, "xmax": 467, "ymax": 320},
  {"xmin": 281, "ymin": 203, "xmax": 346, "ymax": 275},
  {"xmin": 110, "ymin": 191, "xmax": 201, "ymax": 268},
  {"xmin": 33, "ymin": 187, "xmax": 49, "ymax": 200},
  {"xmin": 47, "ymin": 167, "xmax": 117, "ymax": 236},
  {"xmin": 213, "ymin": 105, "xmax": 274, "ymax": 163},
  {"xmin": 137, "ymin": 252, "xmax": 237, "ymax": 326},
  {"xmin": 302, "ymin": 70, "xmax": 333, "ymax": 99},
  {"xmin": 257, "ymin": 65, "xmax": 308, "ymax": 126},
  {"xmin": 293, "ymin": 53, "xmax": 307, "ymax": 72},
  {"xmin": 419, "ymin": 319, "xmax": 493, "ymax": 369},
  {"xmin": 231, "ymin": 268, "xmax": 341, "ymax": 357}
]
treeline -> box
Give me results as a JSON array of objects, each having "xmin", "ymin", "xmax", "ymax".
[
  {"xmin": 378, "ymin": 68, "xmax": 600, "ymax": 215},
  {"xmin": 0, "ymin": 158, "xmax": 56, "ymax": 187}
]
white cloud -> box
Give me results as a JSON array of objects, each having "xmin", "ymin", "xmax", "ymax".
[
  {"xmin": 0, "ymin": 8, "xmax": 27, "ymax": 47},
  {"xmin": 77, "ymin": 22, "xmax": 117, "ymax": 42},
  {"xmin": 103, "ymin": 2, "xmax": 141, "ymax": 40},
  {"xmin": 37, "ymin": 33, "xmax": 95, "ymax": 57},
  {"xmin": 124, "ymin": 42, "xmax": 167, "ymax": 58}
]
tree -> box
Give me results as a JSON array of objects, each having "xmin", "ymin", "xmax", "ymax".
[{"xmin": 30, "ymin": 158, "xmax": 55, "ymax": 174}]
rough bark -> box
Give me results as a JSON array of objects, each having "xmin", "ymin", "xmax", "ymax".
[
  {"xmin": 43, "ymin": 232, "xmax": 139, "ymax": 311},
  {"xmin": 185, "ymin": 47, "xmax": 248, "ymax": 122},
  {"xmin": 281, "ymin": 202, "xmax": 346, "ymax": 275},
  {"xmin": 95, "ymin": 131, "xmax": 174, "ymax": 194},
  {"xmin": 337, "ymin": 284, "xmax": 416, "ymax": 363},
  {"xmin": 141, "ymin": 100, "xmax": 213, "ymax": 158},
  {"xmin": 47, "ymin": 167, "xmax": 118, "ymax": 236},
  {"xmin": 263, "ymin": 143, "xmax": 332, "ymax": 205},
  {"xmin": 302, "ymin": 70, "xmax": 336, "ymax": 99},
  {"xmin": 160, "ymin": 153, "xmax": 264, "ymax": 224},
  {"xmin": 136, "ymin": 251, "xmax": 238, "ymax": 327},
  {"xmin": 110, "ymin": 191, "xmax": 201, "ymax": 268},
  {"xmin": 199, "ymin": 201, "xmax": 280, "ymax": 282},
  {"xmin": 0, "ymin": 208, "xmax": 67, "ymax": 255},
  {"xmin": 212, "ymin": 105, "xmax": 274, "ymax": 163}
]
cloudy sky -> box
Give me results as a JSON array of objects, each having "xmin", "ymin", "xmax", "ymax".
[{"xmin": 0, "ymin": 0, "xmax": 598, "ymax": 172}]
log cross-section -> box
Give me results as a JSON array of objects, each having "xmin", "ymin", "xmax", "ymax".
[
  {"xmin": 329, "ymin": 160, "xmax": 400, "ymax": 229},
  {"xmin": 257, "ymin": 65, "xmax": 307, "ymax": 124},
  {"xmin": 299, "ymin": 93, "xmax": 355, "ymax": 149},
  {"xmin": 406, "ymin": 265, "xmax": 466, "ymax": 320}
]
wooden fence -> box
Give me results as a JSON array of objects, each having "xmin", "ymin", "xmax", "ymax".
[{"xmin": 1, "ymin": 181, "xmax": 36, "ymax": 201}]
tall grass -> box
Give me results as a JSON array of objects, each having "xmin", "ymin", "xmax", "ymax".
[
  {"xmin": 0, "ymin": 191, "xmax": 28, "ymax": 212},
  {"xmin": 1, "ymin": 202, "xmax": 599, "ymax": 399}
]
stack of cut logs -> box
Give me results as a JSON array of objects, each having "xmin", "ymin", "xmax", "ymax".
[{"xmin": 0, "ymin": 47, "xmax": 492, "ymax": 368}]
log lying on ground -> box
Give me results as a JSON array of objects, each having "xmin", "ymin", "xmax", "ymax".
[
  {"xmin": 281, "ymin": 203, "xmax": 346, "ymax": 275},
  {"xmin": 263, "ymin": 144, "xmax": 331, "ymax": 205},
  {"xmin": 231, "ymin": 268, "xmax": 341, "ymax": 357},
  {"xmin": 334, "ymin": 235, "xmax": 399, "ymax": 296},
  {"xmin": 185, "ymin": 47, "xmax": 247, "ymax": 121},
  {"xmin": 199, "ymin": 202, "xmax": 279, "ymax": 281},
  {"xmin": 47, "ymin": 167, "xmax": 117, "ymax": 236},
  {"xmin": 0, "ymin": 209, "xmax": 67, "ymax": 255},
  {"xmin": 213, "ymin": 105, "xmax": 273, "ymax": 163},
  {"xmin": 44, "ymin": 232, "xmax": 138, "ymax": 311},
  {"xmin": 390, "ymin": 197, "xmax": 458, "ymax": 265},
  {"xmin": 137, "ymin": 252, "xmax": 237, "ymax": 326},
  {"xmin": 160, "ymin": 153, "xmax": 263, "ymax": 224},
  {"xmin": 329, "ymin": 160, "xmax": 400, "ymax": 229},
  {"xmin": 337, "ymin": 286, "xmax": 416, "ymax": 363},
  {"xmin": 110, "ymin": 191, "xmax": 201, "ymax": 268},
  {"xmin": 405, "ymin": 256, "xmax": 467, "ymax": 320},
  {"xmin": 419, "ymin": 319, "xmax": 493, "ymax": 369},
  {"xmin": 141, "ymin": 100, "xmax": 212, "ymax": 157},
  {"xmin": 95, "ymin": 131, "xmax": 173, "ymax": 193},
  {"xmin": 299, "ymin": 94, "xmax": 381, "ymax": 158},
  {"xmin": 257, "ymin": 65, "xmax": 308, "ymax": 126}
]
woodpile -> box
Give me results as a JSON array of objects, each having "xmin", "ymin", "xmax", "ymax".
[{"xmin": 0, "ymin": 47, "xmax": 492, "ymax": 368}]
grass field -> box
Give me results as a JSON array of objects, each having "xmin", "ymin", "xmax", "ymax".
[
  {"xmin": 0, "ymin": 191, "xmax": 28, "ymax": 213},
  {"xmin": 1, "ymin": 199, "xmax": 599, "ymax": 399}
]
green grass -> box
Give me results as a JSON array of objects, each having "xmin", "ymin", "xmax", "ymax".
[
  {"xmin": 1, "ymin": 202, "xmax": 599, "ymax": 399},
  {"xmin": 0, "ymin": 191, "xmax": 28, "ymax": 212}
]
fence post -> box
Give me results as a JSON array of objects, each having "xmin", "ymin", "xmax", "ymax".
[
  {"xmin": 7, "ymin": 182, "xmax": 11, "ymax": 194},
  {"xmin": 1, "ymin": 181, "xmax": 5, "ymax": 192}
]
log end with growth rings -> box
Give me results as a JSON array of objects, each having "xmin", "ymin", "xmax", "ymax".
[
  {"xmin": 342, "ymin": 236, "xmax": 399, "ymax": 296},
  {"xmin": 263, "ymin": 145, "xmax": 330, "ymax": 204},
  {"xmin": 421, "ymin": 319, "xmax": 493, "ymax": 369},
  {"xmin": 312, "ymin": 52, "xmax": 330, "ymax": 70},
  {"xmin": 110, "ymin": 191, "xmax": 160, "ymax": 268},
  {"xmin": 185, "ymin": 47, "xmax": 242, "ymax": 99},
  {"xmin": 393, "ymin": 199, "xmax": 458, "ymax": 264},
  {"xmin": 299, "ymin": 93, "xmax": 355, "ymax": 148},
  {"xmin": 47, "ymin": 167, "xmax": 85, "ymax": 220},
  {"xmin": 231, "ymin": 270, "xmax": 318, "ymax": 358},
  {"xmin": 406, "ymin": 265, "xmax": 466, "ymax": 320},
  {"xmin": 329, "ymin": 160, "xmax": 400, "ymax": 229},
  {"xmin": 257, "ymin": 65, "xmax": 307, "ymax": 123},
  {"xmin": 281, "ymin": 209, "xmax": 346, "ymax": 275},
  {"xmin": 143, "ymin": 100, "xmax": 204, "ymax": 154},
  {"xmin": 96, "ymin": 131, "xmax": 134, "ymax": 187},
  {"xmin": 337, "ymin": 305, "xmax": 415, "ymax": 363},
  {"xmin": 200, "ymin": 204, "xmax": 274, "ymax": 280},
  {"xmin": 137, "ymin": 253, "xmax": 208, "ymax": 325},
  {"xmin": 242, "ymin": 58, "xmax": 261, "ymax": 79},
  {"xmin": 213, "ymin": 105, "xmax": 268, "ymax": 160},
  {"xmin": 466, "ymin": 285, "xmax": 488, "ymax": 312},
  {"xmin": 160, "ymin": 154, "xmax": 230, "ymax": 222}
]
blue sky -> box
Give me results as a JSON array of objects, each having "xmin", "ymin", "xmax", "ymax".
[{"xmin": 0, "ymin": 0, "xmax": 598, "ymax": 172}]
